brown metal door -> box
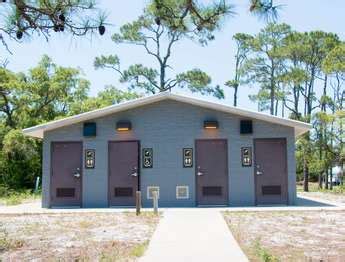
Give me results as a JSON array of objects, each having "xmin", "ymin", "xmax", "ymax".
[
  {"xmin": 108, "ymin": 141, "xmax": 139, "ymax": 206},
  {"xmin": 254, "ymin": 138, "xmax": 288, "ymax": 205},
  {"xmin": 196, "ymin": 139, "xmax": 228, "ymax": 206},
  {"xmin": 51, "ymin": 142, "xmax": 82, "ymax": 207}
]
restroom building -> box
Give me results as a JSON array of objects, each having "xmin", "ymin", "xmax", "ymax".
[{"xmin": 23, "ymin": 92, "xmax": 311, "ymax": 208}]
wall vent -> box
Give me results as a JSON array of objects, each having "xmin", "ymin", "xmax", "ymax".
[
  {"xmin": 114, "ymin": 187, "xmax": 133, "ymax": 197},
  {"xmin": 176, "ymin": 186, "xmax": 189, "ymax": 199},
  {"xmin": 202, "ymin": 186, "xmax": 222, "ymax": 196},
  {"xmin": 56, "ymin": 188, "xmax": 75, "ymax": 198},
  {"xmin": 83, "ymin": 122, "xmax": 96, "ymax": 137},
  {"xmin": 147, "ymin": 186, "xmax": 160, "ymax": 199},
  {"xmin": 262, "ymin": 185, "xmax": 281, "ymax": 195},
  {"xmin": 240, "ymin": 120, "xmax": 253, "ymax": 134}
]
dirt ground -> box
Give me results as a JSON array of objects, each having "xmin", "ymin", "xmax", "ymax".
[
  {"xmin": 223, "ymin": 211, "xmax": 345, "ymax": 262},
  {"xmin": 0, "ymin": 212, "xmax": 159, "ymax": 261}
]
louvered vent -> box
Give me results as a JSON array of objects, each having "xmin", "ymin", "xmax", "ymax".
[
  {"xmin": 202, "ymin": 186, "xmax": 222, "ymax": 196},
  {"xmin": 114, "ymin": 187, "xmax": 133, "ymax": 197},
  {"xmin": 176, "ymin": 186, "xmax": 189, "ymax": 199},
  {"xmin": 262, "ymin": 185, "xmax": 281, "ymax": 195},
  {"xmin": 56, "ymin": 188, "xmax": 75, "ymax": 198},
  {"xmin": 147, "ymin": 186, "xmax": 160, "ymax": 199}
]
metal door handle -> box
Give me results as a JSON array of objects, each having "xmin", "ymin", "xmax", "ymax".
[
  {"xmin": 73, "ymin": 172, "xmax": 81, "ymax": 178},
  {"xmin": 130, "ymin": 172, "xmax": 138, "ymax": 177},
  {"xmin": 256, "ymin": 171, "xmax": 263, "ymax": 176},
  {"xmin": 197, "ymin": 172, "xmax": 204, "ymax": 176}
]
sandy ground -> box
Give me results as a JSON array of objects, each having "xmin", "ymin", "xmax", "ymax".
[
  {"xmin": 0, "ymin": 212, "xmax": 159, "ymax": 261},
  {"xmin": 223, "ymin": 210, "xmax": 345, "ymax": 262}
]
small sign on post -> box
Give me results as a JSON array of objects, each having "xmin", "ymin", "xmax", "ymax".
[
  {"xmin": 153, "ymin": 190, "xmax": 158, "ymax": 215},
  {"xmin": 136, "ymin": 191, "xmax": 141, "ymax": 216}
]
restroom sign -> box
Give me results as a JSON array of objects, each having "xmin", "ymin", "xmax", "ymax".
[
  {"xmin": 241, "ymin": 147, "xmax": 252, "ymax": 167},
  {"xmin": 183, "ymin": 148, "xmax": 193, "ymax": 168},
  {"xmin": 85, "ymin": 149, "xmax": 95, "ymax": 169},
  {"xmin": 142, "ymin": 148, "xmax": 153, "ymax": 168}
]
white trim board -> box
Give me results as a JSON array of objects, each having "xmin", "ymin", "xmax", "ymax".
[{"xmin": 23, "ymin": 92, "xmax": 311, "ymax": 138}]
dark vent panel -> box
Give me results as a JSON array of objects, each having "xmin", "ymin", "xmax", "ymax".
[
  {"xmin": 262, "ymin": 185, "xmax": 281, "ymax": 195},
  {"xmin": 240, "ymin": 120, "xmax": 253, "ymax": 134},
  {"xmin": 202, "ymin": 186, "xmax": 222, "ymax": 196},
  {"xmin": 83, "ymin": 122, "xmax": 96, "ymax": 137},
  {"xmin": 114, "ymin": 187, "xmax": 133, "ymax": 197},
  {"xmin": 56, "ymin": 188, "xmax": 75, "ymax": 198}
]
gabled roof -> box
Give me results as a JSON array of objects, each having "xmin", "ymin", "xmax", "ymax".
[{"xmin": 23, "ymin": 92, "xmax": 311, "ymax": 138}]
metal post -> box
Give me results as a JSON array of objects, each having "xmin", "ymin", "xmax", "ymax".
[
  {"xmin": 136, "ymin": 191, "xmax": 141, "ymax": 216},
  {"xmin": 153, "ymin": 191, "xmax": 158, "ymax": 215},
  {"xmin": 34, "ymin": 176, "xmax": 40, "ymax": 192}
]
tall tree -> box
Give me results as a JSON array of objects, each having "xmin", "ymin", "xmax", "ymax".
[
  {"xmin": 280, "ymin": 32, "xmax": 309, "ymax": 120},
  {"xmin": 242, "ymin": 23, "xmax": 291, "ymax": 115},
  {"xmin": 94, "ymin": 0, "xmax": 235, "ymax": 98},
  {"xmin": 225, "ymin": 33, "xmax": 253, "ymax": 106}
]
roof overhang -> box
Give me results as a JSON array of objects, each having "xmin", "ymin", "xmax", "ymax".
[{"xmin": 23, "ymin": 92, "xmax": 311, "ymax": 138}]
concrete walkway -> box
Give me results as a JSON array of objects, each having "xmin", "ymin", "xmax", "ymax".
[{"xmin": 140, "ymin": 209, "xmax": 248, "ymax": 262}]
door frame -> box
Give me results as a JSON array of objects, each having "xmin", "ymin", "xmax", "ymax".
[
  {"xmin": 253, "ymin": 138, "xmax": 289, "ymax": 206},
  {"xmin": 50, "ymin": 141, "xmax": 83, "ymax": 208},
  {"xmin": 107, "ymin": 140, "xmax": 141, "ymax": 207},
  {"xmin": 194, "ymin": 139, "xmax": 229, "ymax": 206}
]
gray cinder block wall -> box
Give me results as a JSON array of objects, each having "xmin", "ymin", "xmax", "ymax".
[{"xmin": 42, "ymin": 100, "xmax": 296, "ymax": 208}]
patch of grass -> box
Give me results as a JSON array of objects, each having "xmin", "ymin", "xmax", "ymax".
[
  {"xmin": 252, "ymin": 238, "xmax": 279, "ymax": 262},
  {"xmin": 98, "ymin": 240, "xmax": 149, "ymax": 261},
  {"xmin": 129, "ymin": 241, "xmax": 149, "ymax": 257},
  {"xmin": 297, "ymin": 182, "xmax": 345, "ymax": 195},
  {"xmin": 0, "ymin": 190, "xmax": 41, "ymax": 206},
  {"xmin": 78, "ymin": 220, "xmax": 93, "ymax": 229},
  {"xmin": 0, "ymin": 226, "xmax": 24, "ymax": 252},
  {"xmin": 99, "ymin": 243, "xmax": 122, "ymax": 262}
]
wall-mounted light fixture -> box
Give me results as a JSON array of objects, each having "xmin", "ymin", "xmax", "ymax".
[
  {"xmin": 116, "ymin": 121, "xmax": 132, "ymax": 131},
  {"xmin": 204, "ymin": 120, "xmax": 219, "ymax": 129}
]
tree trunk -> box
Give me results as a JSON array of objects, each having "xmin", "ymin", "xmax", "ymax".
[
  {"xmin": 330, "ymin": 167, "xmax": 333, "ymax": 190},
  {"xmin": 318, "ymin": 172, "xmax": 323, "ymax": 189},
  {"xmin": 234, "ymin": 85, "xmax": 238, "ymax": 107},
  {"xmin": 303, "ymin": 156, "xmax": 309, "ymax": 192},
  {"xmin": 325, "ymin": 169, "xmax": 329, "ymax": 190},
  {"xmin": 340, "ymin": 162, "xmax": 344, "ymax": 186}
]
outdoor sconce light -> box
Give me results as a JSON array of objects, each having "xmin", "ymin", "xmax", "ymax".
[
  {"xmin": 204, "ymin": 120, "xmax": 219, "ymax": 129},
  {"xmin": 116, "ymin": 121, "xmax": 132, "ymax": 131}
]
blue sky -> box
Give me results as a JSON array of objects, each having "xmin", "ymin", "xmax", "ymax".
[{"xmin": 2, "ymin": 0, "xmax": 345, "ymax": 111}]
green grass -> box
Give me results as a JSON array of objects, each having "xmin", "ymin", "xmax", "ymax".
[
  {"xmin": 297, "ymin": 182, "xmax": 345, "ymax": 194},
  {"xmin": 0, "ymin": 226, "xmax": 24, "ymax": 252},
  {"xmin": 252, "ymin": 238, "xmax": 279, "ymax": 262},
  {"xmin": 129, "ymin": 241, "xmax": 149, "ymax": 257},
  {"xmin": 0, "ymin": 189, "xmax": 41, "ymax": 206}
]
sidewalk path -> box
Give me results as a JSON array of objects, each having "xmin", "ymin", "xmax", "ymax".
[{"xmin": 140, "ymin": 209, "xmax": 248, "ymax": 262}]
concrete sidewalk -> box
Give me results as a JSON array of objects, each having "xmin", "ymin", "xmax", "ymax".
[{"xmin": 140, "ymin": 209, "xmax": 248, "ymax": 262}]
